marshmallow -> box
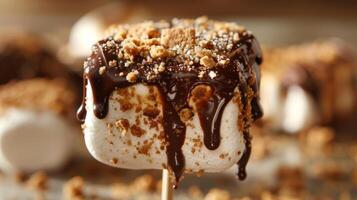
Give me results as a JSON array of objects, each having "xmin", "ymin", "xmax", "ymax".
[
  {"xmin": 0, "ymin": 79, "xmax": 77, "ymax": 172},
  {"xmin": 78, "ymin": 18, "xmax": 263, "ymax": 185},
  {"xmin": 83, "ymin": 83, "xmax": 245, "ymax": 172},
  {"xmin": 61, "ymin": 1, "xmax": 150, "ymax": 69},
  {"xmin": 0, "ymin": 109, "xmax": 74, "ymax": 172},
  {"xmin": 281, "ymin": 86, "xmax": 317, "ymax": 133},
  {"xmin": 260, "ymin": 39, "xmax": 356, "ymax": 133}
]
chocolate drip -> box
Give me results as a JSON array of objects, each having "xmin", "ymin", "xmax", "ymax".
[
  {"xmin": 158, "ymin": 85, "xmax": 186, "ymax": 186},
  {"xmin": 237, "ymin": 130, "xmax": 251, "ymax": 180},
  {"xmin": 77, "ymin": 33, "xmax": 262, "ymax": 186},
  {"xmin": 77, "ymin": 77, "xmax": 87, "ymax": 122}
]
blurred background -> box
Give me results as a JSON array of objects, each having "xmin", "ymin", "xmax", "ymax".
[
  {"xmin": 0, "ymin": 0, "xmax": 356, "ymax": 199},
  {"xmin": 1, "ymin": 0, "xmax": 357, "ymax": 47}
]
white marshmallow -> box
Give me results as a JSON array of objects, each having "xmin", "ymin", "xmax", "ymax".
[
  {"xmin": 0, "ymin": 108, "xmax": 74, "ymax": 172},
  {"xmin": 67, "ymin": 2, "xmax": 150, "ymax": 59},
  {"xmin": 281, "ymin": 86, "xmax": 316, "ymax": 133},
  {"xmin": 260, "ymin": 75, "xmax": 317, "ymax": 133},
  {"xmin": 83, "ymin": 83, "xmax": 246, "ymax": 173},
  {"xmin": 260, "ymin": 73, "xmax": 283, "ymax": 128}
]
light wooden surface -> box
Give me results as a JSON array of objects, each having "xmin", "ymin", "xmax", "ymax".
[{"xmin": 161, "ymin": 169, "xmax": 173, "ymax": 200}]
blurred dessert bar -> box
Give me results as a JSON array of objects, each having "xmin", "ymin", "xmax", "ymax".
[
  {"xmin": 260, "ymin": 39, "xmax": 356, "ymax": 133},
  {"xmin": 0, "ymin": 32, "xmax": 72, "ymax": 84}
]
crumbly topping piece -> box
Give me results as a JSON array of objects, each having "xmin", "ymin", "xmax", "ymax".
[
  {"xmin": 63, "ymin": 176, "xmax": 85, "ymax": 200},
  {"xmin": 87, "ymin": 17, "xmax": 251, "ymax": 83},
  {"xmin": 126, "ymin": 71, "xmax": 139, "ymax": 83},
  {"xmin": 188, "ymin": 186, "xmax": 204, "ymax": 199},
  {"xmin": 303, "ymin": 126, "xmax": 335, "ymax": 155},
  {"xmin": 27, "ymin": 171, "xmax": 48, "ymax": 191},
  {"xmin": 115, "ymin": 118, "xmax": 130, "ymax": 135},
  {"xmin": 200, "ymin": 56, "xmax": 216, "ymax": 69},
  {"xmin": 276, "ymin": 166, "xmax": 304, "ymax": 192},
  {"xmin": 204, "ymin": 188, "xmax": 231, "ymax": 200},
  {"xmin": 0, "ymin": 79, "xmax": 75, "ymax": 116},
  {"xmin": 161, "ymin": 28, "xmax": 196, "ymax": 48},
  {"xmin": 112, "ymin": 175, "xmax": 158, "ymax": 199},
  {"xmin": 130, "ymin": 175, "xmax": 157, "ymax": 193}
]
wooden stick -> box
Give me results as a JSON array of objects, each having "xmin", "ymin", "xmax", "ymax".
[{"xmin": 161, "ymin": 169, "xmax": 173, "ymax": 200}]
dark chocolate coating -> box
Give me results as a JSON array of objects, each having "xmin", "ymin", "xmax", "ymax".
[{"xmin": 78, "ymin": 31, "xmax": 263, "ymax": 187}]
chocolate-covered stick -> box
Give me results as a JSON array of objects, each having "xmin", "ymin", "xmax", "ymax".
[{"xmin": 161, "ymin": 169, "xmax": 173, "ymax": 200}]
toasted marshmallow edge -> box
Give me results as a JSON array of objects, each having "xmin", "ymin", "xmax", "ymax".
[
  {"xmin": 83, "ymin": 83, "xmax": 245, "ymax": 173},
  {"xmin": 0, "ymin": 108, "xmax": 74, "ymax": 172}
]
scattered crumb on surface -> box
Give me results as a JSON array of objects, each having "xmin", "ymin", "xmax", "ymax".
[
  {"xmin": 303, "ymin": 126, "xmax": 335, "ymax": 155},
  {"xmin": 27, "ymin": 171, "xmax": 48, "ymax": 191},
  {"xmin": 131, "ymin": 174, "xmax": 157, "ymax": 193},
  {"xmin": 63, "ymin": 176, "xmax": 85, "ymax": 200},
  {"xmin": 312, "ymin": 162, "xmax": 344, "ymax": 180},
  {"xmin": 204, "ymin": 188, "xmax": 231, "ymax": 200},
  {"xmin": 14, "ymin": 172, "xmax": 28, "ymax": 183},
  {"xmin": 188, "ymin": 186, "xmax": 204, "ymax": 199},
  {"xmin": 276, "ymin": 166, "xmax": 304, "ymax": 192}
]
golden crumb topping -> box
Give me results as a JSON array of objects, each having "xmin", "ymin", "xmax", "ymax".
[
  {"xmin": 85, "ymin": 17, "xmax": 255, "ymax": 82},
  {"xmin": 0, "ymin": 78, "xmax": 75, "ymax": 116}
]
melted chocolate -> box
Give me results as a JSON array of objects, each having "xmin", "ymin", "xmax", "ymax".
[
  {"xmin": 237, "ymin": 130, "xmax": 251, "ymax": 180},
  {"xmin": 77, "ymin": 33, "xmax": 263, "ymax": 187}
]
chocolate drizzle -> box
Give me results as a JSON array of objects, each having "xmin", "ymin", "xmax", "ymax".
[
  {"xmin": 237, "ymin": 130, "xmax": 251, "ymax": 180},
  {"xmin": 77, "ymin": 22, "xmax": 263, "ymax": 187}
]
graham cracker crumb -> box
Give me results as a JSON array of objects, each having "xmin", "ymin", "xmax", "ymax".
[
  {"xmin": 150, "ymin": 45, "xmax": 171, "ymax": 58},
  {"xmin": 200, "ymin": 56, "xmax": 216, "ymax": 69},
  {"xmin": 88, "ymin": 17, "xmax": 256, "ymax": 84},
  {"xmin": 115, "ymin": 118, "xmax": 130, "ymax": 135},
  {"xmin": 110, "ymin": 158, "xmax": 118, "ymax": 164},
  {"xmin": 113, "ymin": 29, "xmax": 128, "ymax": 41},
  {"xmin": 126, "ymin": 71, "xmax": 139, "ymax": 83},
  {"xmin": 0, "ymin": 79, "xmax": 75, "ymax": 116},
  {"xmin": 304, "ymin": 126, "xmax": 335, "ymax": 154},
  {"xmin": 14, "ymin": 172, "xmax": 28, "ymax": 183},
  {"xmin": 123, "ymin": 39, "xmax": 140, "ymax": 58},
  {"xmin": 27, "ymin": 171, "xmax": 48, "ymax": 191},
  {"xmin": 99, "ymin": 66, "xmax": 106, "ymax": 75},
  {"xmin": 109, "ymin": 60, "xmax": 117, "ymax": 67},
  {"xmin": 111, "ymin": 183, "xmax": 131, "ymax": 199},
  {"xmin": 137, "ymin": 141, "xmax": 153, "ymax": 155},
  {"xmin": 276, "ymin": 166, "xmax": 304, "ymax": 191},
  {"xmin": 131, "ymin": 175, "xmax": 156, "ymax": 193},
  {"xmin": 161, "ymin": 28, "xmax": 196, "ymax": 48},
  {"xmin": 143, "ymin": 106, "xmax": 160, "ymax": 119},
  {"xmin": 63, "ymin": 176, "xmax": 85, "ymax": 200},
  {"xmin": 179, "ymin": 108, "xmax": 194, "ymax": 122},
  {"xmin": 204, "ymin": 188, "xmax": 231, "ymax": 200},
  {"xmin": 130, "ymin": 124, "xmax": 146, "ymax": 137},
  {"xmin": 188, "ymin": 186, "xmax": 204, "ymax": 199}
]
